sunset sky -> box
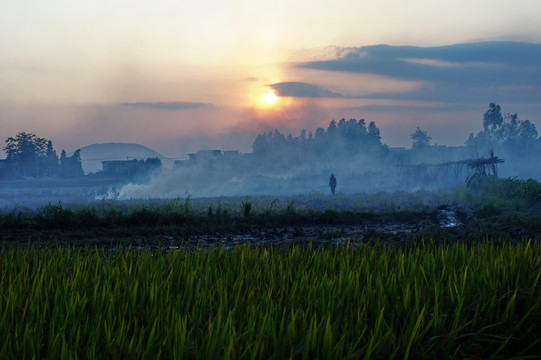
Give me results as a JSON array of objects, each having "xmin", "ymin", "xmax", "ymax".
[{"xmin": 1, "ymin": 0, "xmax": 540, "ymax": 158}]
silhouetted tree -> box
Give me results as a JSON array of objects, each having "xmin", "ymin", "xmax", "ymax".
[
  {"xmin": 4, "ymin": 132, "xmax": 47, "ymax": 160},
  {"xmin": 59, "ymin": 149, "xmax": 84, "ymax": 178},
  {"xmin": 3, "ymin": 132, "xmax": 52, "ymax": 177},
  {"xmin": 327, "ymin": 120, "xmax": 337, "ymax": 137},
  {"xmin": 251, "ymin": 118, "xmax": 387, "ymax": 166},
  {"xmin": 466, "ymin": 103, "xmax": 538, "ymax": 155},
  {"xmin": 43, "ymin": 140, "xmax": 59, "ymax": 176},
  {"xmin": 252, "ymin": 133, "xmax": 267, "ymax": 156},
  {"xmin": 299, "ymin": 129, "xmax": 307, "ymax": 144},
  {"xmin": 410, "ymin": 127, "xmax": 431, "ymax": 149},
  {"xmin": 368, "ymin": 121, "xmax": 382, "ymax": 143},
  {"xmin": 483, "ymin": 103, "xmax": 503, "ymax": 130},
  {"xmin": 60, "ymin": 150, "xmax": 67, "ymax": 166}
]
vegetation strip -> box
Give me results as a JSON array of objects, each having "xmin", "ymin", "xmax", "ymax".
[
  {"xmin": 1, "ymin": 241, "xmax": 540, "ymax": 358},
  {"xmin": 3, "ymin": 177, "xmax": 541, "ymax": 245}
]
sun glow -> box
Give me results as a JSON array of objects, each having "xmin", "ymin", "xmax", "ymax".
[{"xmin": 263, "ymin": 91, "xmax": 278, "ymax": 105}]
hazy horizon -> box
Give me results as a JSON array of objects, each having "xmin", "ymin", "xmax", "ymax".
[{"xmin": 1, "ymin": 1, "xmax": 540, "ymax": 158}]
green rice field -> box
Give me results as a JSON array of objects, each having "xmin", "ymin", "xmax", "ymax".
[{"xmin": 1, "ymin": 241, "xmax": 540, "ymax": 359}]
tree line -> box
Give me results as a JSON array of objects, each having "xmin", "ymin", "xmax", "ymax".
[
  {"xmin": 1, "ymin": 133, "xmax": 163, "ymax": 180},
  {"xmin": 2, "ymin": 103, "xmax": 538, "ymax": 180},
  {"xmin": 252, "ymin": 118, "xmax": 388, "ymax": 167},
  {"xmin": 252, "ymin": 103, "xmax": 540, "ymax": 166},
  {"xmin": 466, "ymin": 103, "xmax": 538, "ymax": 155},
  {"xmin": 2, "ymin": 132, "xmax": 83, "ymax": 179}
]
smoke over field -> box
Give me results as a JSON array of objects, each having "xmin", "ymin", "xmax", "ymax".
[{"xmin": 0, "ymin": 104, "xmax": 540, "ymax": 209}]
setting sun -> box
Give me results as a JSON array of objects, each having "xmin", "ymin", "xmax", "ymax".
[{"xmin": 263, "ymin": 92, "xmax": 278, "ymax": 105}]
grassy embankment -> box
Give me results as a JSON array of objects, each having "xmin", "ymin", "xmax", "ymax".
[
  {"xmin": 2, "ymin": 177, "xmax": 541, "ymax": 245},
  {"xmin": 0, "ymin": 241, "xmax": 539, "ymax": 359},
  {"xmin": 0, "ymin": 195, "xmax": 430, "ymax": 245}
]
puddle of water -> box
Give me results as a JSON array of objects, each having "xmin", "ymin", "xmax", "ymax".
[{"xmin": 438, "ymin": 208, "xmax": 461, "ymax": 228}]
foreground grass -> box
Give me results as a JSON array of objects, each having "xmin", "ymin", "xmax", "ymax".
[{"xmin": 1, "ymin": 241, "xmax": 540, "ymax": 359}]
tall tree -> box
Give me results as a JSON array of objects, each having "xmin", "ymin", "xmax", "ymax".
[
  {"xmin": 43, "ymin": 140, "xmax": 59, "ymax": 176},
  {"xmin": 4, "ymin": 132, "xmax": 50, "ymax": 177},
  {"xmin": 483, "ymin": 103, "xmax": 503, "ymax": 132},
  {"xmin": 59, "ymin": 149, "xmax": 84, "ymax": 178},
  {"xmin": 466, "ymin": 103, "xmax": 539, "ymax": 154},
  {"xmin": 4, "ymin": 132, "xmax": 47, "ymax": 160},
  {"xmin": 368, "ymin": 121, "xmax": 382, "ymax": 143},
  {"xmin": 410, "ymin": 127, "xmax": 431, "ymax": 149}
]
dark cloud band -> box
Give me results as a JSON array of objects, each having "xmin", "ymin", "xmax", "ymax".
[{"xmin": 299, "ymin": 41, "xmax": 541, "ymax": 104}]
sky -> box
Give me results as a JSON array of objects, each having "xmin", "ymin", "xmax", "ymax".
[{"xmin": 1, "ymin": 0, "xmax": 541, "ymax": 158}]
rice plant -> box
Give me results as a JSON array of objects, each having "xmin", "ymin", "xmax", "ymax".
[{"xmin": 0, "ymin": 240, "xmax": 539, "ymax": 359}]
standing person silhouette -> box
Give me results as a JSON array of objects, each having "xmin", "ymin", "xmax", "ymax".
[{"xmin": 329, "ymin": 173, "xmax": 337, "ymax": 195}]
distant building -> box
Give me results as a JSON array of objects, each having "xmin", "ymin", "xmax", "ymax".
[
  {"xmin": 175, "ymin": 149, "xmax": 243, "ymax": 168},
  {"xmin": 102, "ymin": 160, "xmax": 140, "ymax": 177},
  {"xmin": 187, "ymin": 150, "xmax": 223, "ymax": 162},
  {"xmin": 101, "ymin": 158, "xmax": 161, "ymax": 177}
]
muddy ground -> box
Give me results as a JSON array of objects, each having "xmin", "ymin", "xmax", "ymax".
[
  {"xmin": 2, "ymin": 190, "xmax": 540, "ymax": 249},
  {"xmin": 8, "ymin": 206, "xmax": 478, "ymax": 250}
]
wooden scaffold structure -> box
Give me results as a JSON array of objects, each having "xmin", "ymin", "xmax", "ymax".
[{"xmin": 397, "ymin": 150, "xmax": 504, "ymax": 187}]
